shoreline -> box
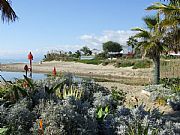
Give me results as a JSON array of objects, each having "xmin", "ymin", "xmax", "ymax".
[{"xmin": 0, "ymin": 61, "xmax": 153, "ymax": 85}]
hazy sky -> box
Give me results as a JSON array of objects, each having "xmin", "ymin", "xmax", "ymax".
[{"xmin": 0, "ymin": 0, "xmax": 158, "ymax": 59}]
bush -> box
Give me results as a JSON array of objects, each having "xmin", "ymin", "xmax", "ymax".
[
  {"xmin": 160, "ymin": 78, "xmax": 180, "ymax": 92},
  {"xmin": 132, "ymin": 59, "xmax": 152, "ymax": 69},
  {"xmin": 0, "ymin": 86, "xmax": 10, "ymax": 98},
  {"xmin": 76, "ymin": 59, "xmax": 102, "ymax": 65},
  {"xmin": 114, "ymin": 59, "xmax": 135, "ymax": 68},
  {"xmin": 102, "ymin": 59, "xmax": 110, "ymax": 66},
  {"xmin": 1, "ymin": 76, "xmax": 180, "ymax": 134},
  {"xmin": 6, "ymin": 99, "xmax": 36, "ymax": 134},
  {"xmin": 114, "ymin": 59, "xmax": 152, "ymax": 69}
]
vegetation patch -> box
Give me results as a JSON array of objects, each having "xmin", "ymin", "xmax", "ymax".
[
  {"xmin": 114, "ymin": 59, "xmax": 152, "ymax": 69},
  {"xmin": 75, "ymin": 59, "xmax": 102, "ymax": 65},
  {"xmin": 132, "ymin": 59, "xmax": 152, "ymax": 69}
]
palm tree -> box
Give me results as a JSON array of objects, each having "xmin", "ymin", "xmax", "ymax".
[
  {"xmin": 163, "ymin": 0, "xmax": 180, "ymax": 5},
  {"xmin": 147, "ymin": 1, "xmax": 180, "ymax": 53},
  {"xmin": 0, "ymin": 0, "xmax": 17, "ymax": 22},
  {"xmin": 146, "ymin": 2, "xmax": 180, "ymax": 23},
  {"xmin": 132, "ymin": 15, "xmax": 167, "ymax": 84}
]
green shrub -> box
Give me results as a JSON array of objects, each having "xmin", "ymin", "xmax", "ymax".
[
  {"xmin": 160, "ymin": 78, "xmax": 180, "ymax": 92},
  {"xmin": 114, "ymin": 59, "xmax": 135, "ymax": 67},
  {"xmin": 76, "ymin": 59, "xmax": 102, "ymax": 65},
  {"xmin": 114, "ymin": 59, "xmax": 152, "ymax": 69},
  {"xmin": 102, "ymin": 60, "xmax": 110, "ymax": 66},
  {"xmin": 0, "ymin": 86, "xmax": 10, "ymax": 98},
  {"xmin": 132, "ymin": 59, "xmax": 152, "ymax": 69}
]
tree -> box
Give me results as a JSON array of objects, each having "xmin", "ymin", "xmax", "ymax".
[
  {"xmin": 132, "ymin": 15, "xmax": 167, "ymax": 84},
  {"xmin": 103, "ymin": 41, "xmax": 122, "ymax": 53},
  {"xmin": 163, "ymin": 27, "xmax": 180, "ymax": 53},
  {"xmin": 162, "ymin": 0, "xmax": 180, "ymax": 5},
  {"xmin": 127, "ymin": 36, "xmax": 142, "ymax": 58},
  {"xmin": 146, "ymin": 2, "xmax": 180, "ymax": 24},
  {"xmin": 127, "ymin": 36, "xmax": 138, "ymax": 53},
  {"xmin": 146, "ymin": 1, "xmax": 180, "ymax": 53},
  {"xmin": 0, "ymin": 0, "xmax": 17, "ymax": 22},
  {"xmin": 80, "ymin": 46, "xmax": 92, "ymax": 56},
  {"xmin": 74, "ymin": 50, "xmax": 81, "ymax": 58}
]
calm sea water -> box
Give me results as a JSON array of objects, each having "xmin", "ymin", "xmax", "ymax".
[
  {"xmin": 0, "ymin": 71, "xmax": 47, "ymax": 81},
  {"xmin": 0, "ymin": 58, "xmax": 42, "ymax": 64},
  {"xmin": 0, "ymin": 71, "xmax": 93, "ymax": 83}
]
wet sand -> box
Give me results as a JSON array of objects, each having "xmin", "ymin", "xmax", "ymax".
[{"xmin": 0, "ymin": 61, "xmax": 153, "ymax": 85}]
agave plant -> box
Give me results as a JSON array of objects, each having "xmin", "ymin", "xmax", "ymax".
[{"xmin": 56, "ymin": 84, "xmax": 83, "ymax": 100}]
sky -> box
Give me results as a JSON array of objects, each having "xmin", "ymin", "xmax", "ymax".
[{"xmin": 0, "ymin": 0, "xmax": 159, "ymax": 60}]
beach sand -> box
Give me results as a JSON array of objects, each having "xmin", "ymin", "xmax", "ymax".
[
  {"xmin": 0, "ymin": 61, "xmax": 172, "ymax": 112},
  {"xmin": 0, "ymin": 61, "xmax": 153, "ymax": 85}
]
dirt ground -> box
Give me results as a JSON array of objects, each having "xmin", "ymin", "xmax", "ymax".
[{"xmin": 97, "ymin": 82, "xmax": 172, "ymax": 113}]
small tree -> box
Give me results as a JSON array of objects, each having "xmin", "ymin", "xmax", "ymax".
[
  {"xmin": 80, "ymin": 46, "xmax": 92, "ymax": 56},
  {"xmin": 127, "ymin": 36, "xmax": 138, "ymax": 53},
  {"xmin": 75, "ymin": 50, "xmax": 81, "ymax": 58},
  {"xmin": 103, "ymin": 41, "xmax": 122, "ymax": 53}
]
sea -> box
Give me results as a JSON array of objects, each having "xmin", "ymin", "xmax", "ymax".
[
  {"xmin": 0, "ymin": 58, "xmax": 45, "ymax": 81},
  {"xmin": 0, "ymin": 58, "xmax": 42, "ymax": 64}
]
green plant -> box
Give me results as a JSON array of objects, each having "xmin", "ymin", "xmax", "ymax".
[
  {"xmin": 132, "ymin": 59, "xmax": 152, "ymax": 69},
  {"xmin": 114, "ymin": 59, "xmax": 135, "ymax": 68},
  {"xmin": 0, "ymin": 127, "xmax": 9, "ymax": 135},
  {"xmin": 111, "ymin": 86, "xmax": 126, "ymax": 105},
  {"xmin": 96, "ymin": 106, "xmax": 110, "ymax": 121},
  {"xmin": 56, "ymin": 85, "xmax": 83, "ymax": 100},
  {"xmin": 102, "ymin": 59, "xmax": 110, "ymax": 66},
  {"xmin": 160, "ymin": 78, "xmax": 180, "ymax": 92},
  {"xmin": 0, "ymin": 86, "xmax": 10, "ymax": 98},
  {"xmin": 76, "ymin": 59, "xmax": 102, "ymax": 65},
  {"xmin": 126, "ymin": 122, "xmax": 159, "ymax": 135}
]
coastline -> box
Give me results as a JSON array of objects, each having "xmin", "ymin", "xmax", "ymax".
[{"xmin": 0, "ymin": 61, "xmax": 153, "ymax": 85}]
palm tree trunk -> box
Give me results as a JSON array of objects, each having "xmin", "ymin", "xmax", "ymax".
[{"xmin": 153, "ymin": 55, "xmax": 160, "ymax": 84}]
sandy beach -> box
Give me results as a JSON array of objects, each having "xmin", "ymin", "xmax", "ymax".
[
  {"xmin": 0, "ymin": 61, "xmax": 172, "ymax": 113},
  {"xmin": 0, "ymin": 61, "xmax": 153, "ymax": 84}
]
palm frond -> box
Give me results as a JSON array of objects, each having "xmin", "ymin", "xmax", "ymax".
[
  {"xmin": 146, "ymin": 2, "xmax": 180, "ymax": 20},
  {"xmin": 142, "ymin": 15, "xmax": 158, "ymax": 30},
  {"xmin": 132, "ymin": 28, "xmax": 151, "ymax": 39},
  {"xmin": 0, "ymin": 0, "xmax": 17, "ymax": 22}
]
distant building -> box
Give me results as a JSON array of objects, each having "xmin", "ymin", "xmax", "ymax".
[
  {"xmin": 168, "ymin": 51, "xmax": 180, "ymax": 56},
  {"xmin": 80, "ymin": 55, "xmax": 95, "ymax": 60}
]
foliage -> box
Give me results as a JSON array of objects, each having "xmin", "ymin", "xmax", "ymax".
[
  {"xmin": 0, "ymin": 75, "xmax": 180, "ymax": 134},
  {"xmin": 144, "ymin": 84, "xmax": 172, "ymax": 101},
  {"xmin": 56, "ymin": 85, "xmax": 83, "ymax": 100},
  {"xmin": 103, "ymin": 41, "xmax": 122, "ymax": 53},
  {"xmin": 0, "ymin": 0, "xmax": 17, "ymax": 22},
  {"xmin": 0, "ymin": 127, "xmax": 8, "ymax": 135},
  {"xmin": 0, "ymin": 86, "xmax": 10, "ymax": 98},
  {"xmin": 74, "ymin": 50, "xmax": 81, "ymax": 58},
  {"xmin": 96, "ymin": 106, "xmax": 110, "ymax": 121},
  {"xmin": 160, "ymin": 77, "xmax": 180, "ymax": 92},
  {"xmin": 111, "ymin": 86, "xmax": 126, "ymax": 105},
  {"xmin": 43, "ymin": 50, "xmax": 78, "ymax": 61},
  {"xmin": 114, "ymin": 59, "xmax": 135, "ymax": 68},
  {"xmin": 80, "ymin": 46, "xmax": 92, "ymax": 56},
  {"xmin": 114, "ymin": 59, "xmax": 152, "ymax": 69},
  {"xmin": 102, "ymin": 59, "xmax": 111, "ymax": 66},
  {"xmin": 132, "ymin": 59, "xmax": 152, "ymax": 69},
  {"xmin": 75, "ymin": 59, "xmax": 102, "ymax": 65},
  {"xmin": 95, "ymin": 52, "xmax": 108, "ymax": 60},
  {"xmin": 5, "ymin": 99, "xmax": 36, "ymax": 134}
]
